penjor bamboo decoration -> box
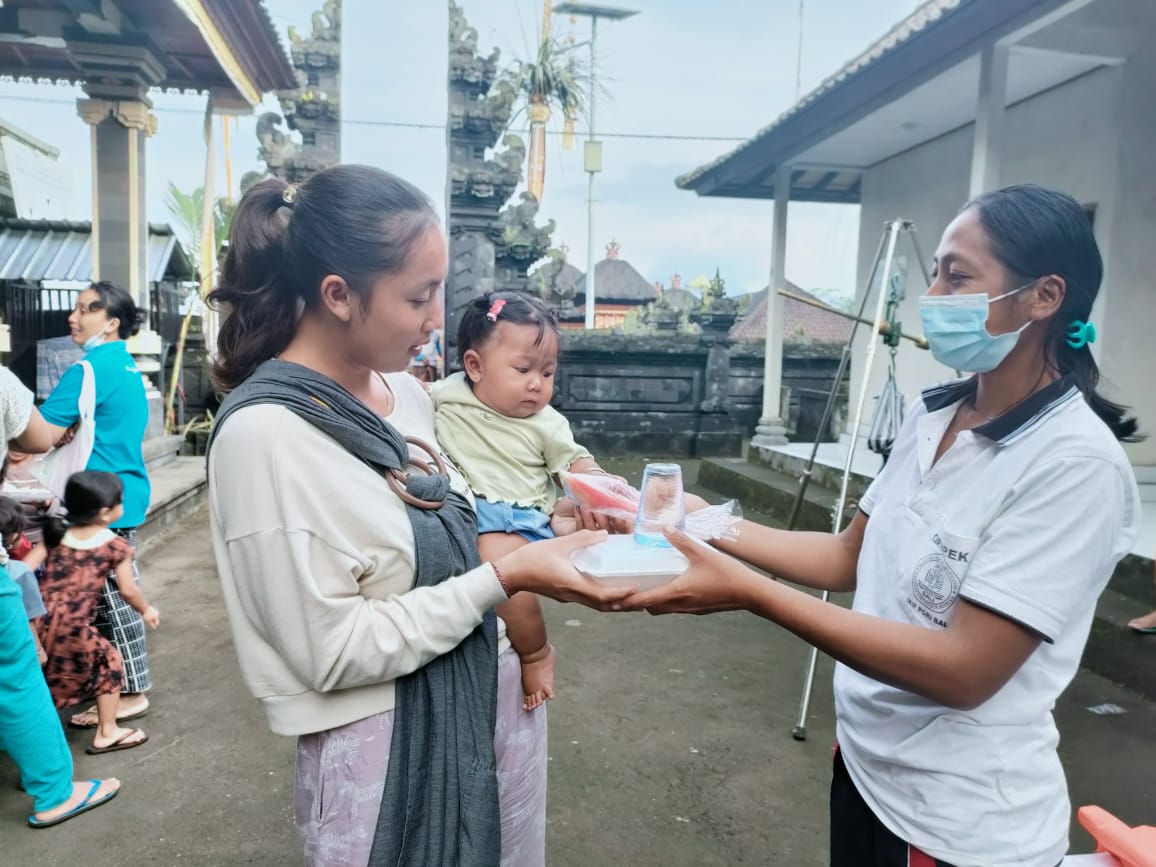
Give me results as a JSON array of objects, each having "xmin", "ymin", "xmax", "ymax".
[{"xmin": 506, "ymin": 0, "xmax": 588, "ymax": 201}]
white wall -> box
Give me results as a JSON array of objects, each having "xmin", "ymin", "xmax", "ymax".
[{"xmin": 846, "ymin": 62, "xmax": 1155, "ymax": 467}]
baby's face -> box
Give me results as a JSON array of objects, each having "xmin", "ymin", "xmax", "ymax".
[{"xmin": 469, "ymin": 323, "xmax": 559, "ymax": 419}]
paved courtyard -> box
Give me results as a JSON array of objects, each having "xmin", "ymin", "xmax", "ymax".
[{"xmin": 3, "ymin": 462, "xmax": 1154, "ymax": 865}]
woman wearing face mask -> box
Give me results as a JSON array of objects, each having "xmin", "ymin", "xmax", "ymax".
[
  {"xmin": 39, "ymin": 281, "xmax": 153, "ymax": 729},
  {"xmin": 622, "ymin": 184, "xmax": 1142, "ymax": 867}
]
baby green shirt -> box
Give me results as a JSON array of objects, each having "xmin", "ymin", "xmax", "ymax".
[{"xmin": 431, "ymin": 372, "xmax": 591, "ymax": 514}]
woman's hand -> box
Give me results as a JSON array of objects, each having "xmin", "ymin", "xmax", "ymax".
[
  {"xmin": 496, "ymin": 530, "xmax": 637, "ymax": 611},
  {"xmin": 619, "ymin": 528, "xmax": 762, "ymax": 615}
]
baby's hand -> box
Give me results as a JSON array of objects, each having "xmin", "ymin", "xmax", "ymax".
[
  {"xmin": 550, "ymin": 498, "xmax": 580, "ymax": 537},
  {"xmin": 142, "ymin": 605, "xmax": 160, "ymax": 629},
  {"xmin": 519, "ymin": 643, "xmax": 556, "ymax": 711}
]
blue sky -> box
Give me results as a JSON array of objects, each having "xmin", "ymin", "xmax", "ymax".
[{"xmin": 0, "ymin": 0, "xmax": 921, "ymax": 296}]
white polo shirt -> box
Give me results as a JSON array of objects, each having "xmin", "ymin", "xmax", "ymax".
[{"xmin": 835, "ymin": 375, "xmax": 1140, "ymax": 867}]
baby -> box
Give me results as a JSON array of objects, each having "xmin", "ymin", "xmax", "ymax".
[{"xmin": 432, "ymin": 291, "xmax": 612, "ymax": 709}]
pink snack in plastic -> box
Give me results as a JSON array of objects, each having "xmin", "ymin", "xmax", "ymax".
[{"xmin": 559, "ymin": 471, "xmax": 640, "ymax": 519}]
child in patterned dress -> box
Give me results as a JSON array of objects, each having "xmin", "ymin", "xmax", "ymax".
[{"xmin": 37, "ymin": 471, "xmax": 159, "ymax": 755}]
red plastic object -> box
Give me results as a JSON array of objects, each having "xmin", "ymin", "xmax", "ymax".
[
  {"xmin": 1078, "ymin": 805, "xmax": 1156, "ymax": 867},
  {"xmin": 559, "ymin": 471, "xmax": 640, "ymax": 517}
]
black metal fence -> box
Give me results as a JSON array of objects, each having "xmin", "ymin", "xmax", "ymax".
[
  {"xmin": 2, "ymin": 282, "xmax": 77, "ymax": 386},
  {"xmin": 1, "ymin": 281, "xmax": 184, "ymax": 390}
]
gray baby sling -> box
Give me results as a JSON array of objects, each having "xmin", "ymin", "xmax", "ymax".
[{"xmin": 210, "ymin": 360, "xmax": 500, "ymax": 866}]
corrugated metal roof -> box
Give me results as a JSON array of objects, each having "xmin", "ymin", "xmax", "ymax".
[
  {"xmin": 0, "ymin": 218, "xmax": 194, "ymax": 283},
  {"xmin": 676, "ymin": 0, "xmax": 965, "ymax": 192}
]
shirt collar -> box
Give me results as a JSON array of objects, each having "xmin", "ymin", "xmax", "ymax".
[{"xmin": 920, "ymin": 375, "xmax": 1080, "ymax": 445}]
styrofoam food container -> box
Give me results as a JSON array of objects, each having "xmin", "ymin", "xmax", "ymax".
[{"xmin": 570, "ymin": 534, "xmax": 689, "ymax": 590}]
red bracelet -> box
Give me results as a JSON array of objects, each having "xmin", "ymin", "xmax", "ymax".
[{"xmin": 491, "ymin": 561, "xmax": 513, "ymax": 598}]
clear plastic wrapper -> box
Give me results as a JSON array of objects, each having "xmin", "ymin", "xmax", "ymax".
[
  {"xmin": 684, "ymin": 500, "xmax": 743, "ymax": 542},
  {"xmin": 559, "ymin": 471, "xmax": 742, "ymax": 542}
]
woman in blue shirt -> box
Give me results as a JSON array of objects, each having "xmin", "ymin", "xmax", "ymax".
[{"xmin": 40, "ymin": 281, "xmax": 152, "ymax": 727}]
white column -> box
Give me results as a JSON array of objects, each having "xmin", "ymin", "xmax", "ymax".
[
  {"xmin": 751, "ymin": 163, "xmax": 791, "ymax": 450},
  {"xmin": 969, "ymin": 42, "xmax": 1010, "ymax": 197}
]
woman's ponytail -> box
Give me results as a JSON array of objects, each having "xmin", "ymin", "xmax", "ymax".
[
  {"xmin": 210, "ymin": 166, "xmax": 438, "ymax": 393},
  {"xmin": 1051, "ymin": 326, "xmax": 1140, "ymax": 441},
  {"xmin": 209, "ymin": 178, "xmax": 298, "ymax": 393}
]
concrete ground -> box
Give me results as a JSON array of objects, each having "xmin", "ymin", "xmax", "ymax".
[{"xmin": 3, "ymin": 462, "xmax": 1154, "ymax": 865}]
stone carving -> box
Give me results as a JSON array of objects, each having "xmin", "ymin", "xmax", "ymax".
[
  {"xmin": 691, "ymin": 270, "xmax": 739, "ymax": 341},
  {"xmin": 494, "ymin": 133, "xmax": 525, "ymax": 180},
  {"xmin": 697, "ymin": 269, "xmax": 739, "ymax": 315},
  {"xmin": 446, "ymin": 2, "xmax": 556, "ymax": 363},
  {"xmin": 256, "ymin": 111, "xmax": 298, "ymax": 175},
  {"xmin": 493, "ymin": 192, "xmax": 554, "ymax": 266},
  {"xmin": 449, "ymin": 0, "xmax": 500, "ymax": 93},
  {"xmin": 259, "ymin": 1, "xmax": 341, "ymax": 183}
]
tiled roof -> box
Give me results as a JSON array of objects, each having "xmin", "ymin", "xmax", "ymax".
[
  {"xmin": 663, "ymin": 287, "xmax": 698, "ymax": 311},
  {"xmin": 677, "ymin": 0, "xmax": 964, "ymax": 190},
  {"xmin": 730, "ymin": 282, "xmax": 853, "ymax": 345},
  {"xmin": 575, "ymin": 258, "xmax": 657, "ymax": 304}
]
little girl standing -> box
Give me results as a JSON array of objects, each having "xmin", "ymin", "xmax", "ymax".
[
  {"xmin": 432, "ymin": 291, "xmax": 612, "ymax": 710},
  {"xmin": 37, "ymin": 471, "xmax": 159, "ymax": 755}
]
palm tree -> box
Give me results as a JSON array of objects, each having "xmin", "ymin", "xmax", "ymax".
[
  {"xmin": 504, "ymin": 32, "xmax": 590, "ymax": 202},
  {"xmin": 162, "ymin": 183, "xmax": 234, "ymax": 435},
  {"xmin": 163, "ymin": 182, "xmax": 233, "ymax": 271}
]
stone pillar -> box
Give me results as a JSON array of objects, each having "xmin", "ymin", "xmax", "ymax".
[
  {"xmin": 692, "ymin": 272, "xmax": 741, "ymax": 456},
  {"xmin": 76, "ymin": 97, "xmax": 156, "ymax": 306},
  {"xmin": 445, "ymin": 2, "xmax": 523, "ymax": 369},
  {"xmin": 72, "ymin": 40, "xmax": 166, "ymax": 436},
  {"xmin": 751, "ymin": 163, "xmax": 792, "ymax": 450}
]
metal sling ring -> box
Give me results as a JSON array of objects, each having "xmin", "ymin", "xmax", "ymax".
[{"xmin": 385, "ymin": 435, "xmax": 448, "ymax": 510}]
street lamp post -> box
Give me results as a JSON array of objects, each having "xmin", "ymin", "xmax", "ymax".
[{"xmin": 555, "ymin": 2, "xmax": 638, "ymax": 330}]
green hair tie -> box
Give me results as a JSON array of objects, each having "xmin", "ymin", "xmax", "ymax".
[{"xmin": 1066, "ymin": 319, "xmax": 1096, "ymax": 350}]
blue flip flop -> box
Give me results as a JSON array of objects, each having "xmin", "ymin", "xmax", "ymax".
[
  {"xmin": 1129, "ymin": 624, "xmax": 1156, "ymax": 635},
  {"xmin": 27, "ymin": 779, "xmax": 119, "ymax": 828}
]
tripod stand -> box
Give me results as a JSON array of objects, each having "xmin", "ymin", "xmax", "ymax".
[{"xmin": 780, "ymin": 218, "xmax": 933, "ymax": 741}]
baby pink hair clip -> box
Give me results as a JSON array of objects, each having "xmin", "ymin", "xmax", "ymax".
[{"xmin": 486, "ymin": 298, "xmax": 507, "ymax": 322}]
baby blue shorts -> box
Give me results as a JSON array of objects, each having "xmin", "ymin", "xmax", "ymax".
[{"xmin": 475, "ymin": 498, "xmax": 554, "ymax": 543}]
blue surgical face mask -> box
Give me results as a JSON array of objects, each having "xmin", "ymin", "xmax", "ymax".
[
  {"xmin": 918, "ymin": 282, "xmax": 1035, "ymax": 373},
  {"xmin": 82, "ymin": 332, "xmax": 107, "ymax": 352}
]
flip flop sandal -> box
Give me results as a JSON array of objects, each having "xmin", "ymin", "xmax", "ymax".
[
  {"xmin": 27, "ymin": 779, "xmax": 119, "ymax": 828},
  {"xmin": 1129, "ymin": 624, "xmax": 1156, "ymax": 635},
  {"xmin": 67, "ymin": 703, "xmax": 149, "ymax": 730},
  {"xmin": 86, "ymin": 729, "xmax": 149, "ymax": 755}
]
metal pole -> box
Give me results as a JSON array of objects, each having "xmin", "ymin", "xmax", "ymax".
[
  {"xmin": 583, "ymin": 16, "xmax": 599, "ymax": 330},
  {"xmin": 792, "ymin": 219, "xmax": 903, "ymax": 741},
  {"xmin": 781, "ymin": 229, "xmax": 888, "ymax": 535}
]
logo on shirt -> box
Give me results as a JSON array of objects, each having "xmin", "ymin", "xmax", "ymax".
[{"xmin": 910, "ymin": 553, "xmax": 961, "ymax": 615}]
